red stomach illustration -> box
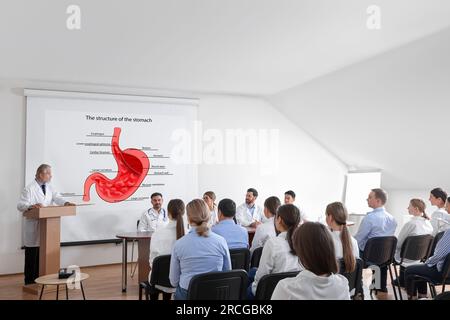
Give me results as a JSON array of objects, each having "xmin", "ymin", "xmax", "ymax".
[{"xmin": 83, "ymin": 127, "xmax": 149, "ymax": 203}]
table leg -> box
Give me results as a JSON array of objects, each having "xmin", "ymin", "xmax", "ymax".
[
  {"xmin": 56, "ymin": 285, "xmax": 59, "ymax": 300},
  {"xmin": 81, "ymin": 282, "xmax": 86, "ymax": 300},
  {"xmin": 39, "ymin": 285, "xmax": 45, "ymax": 300},
  {"xmin": 122, "ymin": 238, "xmax": 127, "ymax": 292},
  {"xmin": 137, "ymin": 238, "xmax": 150, "ymax": 283},
  {"xmin": 66, "ymin": 284, "xmax": 69, "ymax": 300}
]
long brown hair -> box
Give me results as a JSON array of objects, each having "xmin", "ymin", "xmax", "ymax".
[
  {"xmin": 326, "ymin": 202, "xmax": 355, "ymax": 273},
  {"xmin": 294, "ymin": 222, "xmax": 338, "ymax": 275},
  {"xmin": 276, "ymin": 204, "xmax": 300, "ymax": 255},
  {"xmin": 186, "ymin": 199, "xmax": 211, "ymax": 237},
  {"xmin": 410, "ymin": 199, "xmax": 429, "ymax": 220},
  {"xmin": 167, "ymin": 199, "xmax": 186, "ymax": 240}
]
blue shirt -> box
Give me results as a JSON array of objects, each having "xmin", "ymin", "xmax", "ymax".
[
  {"xmin": 355, "ymin": 207, "xmax": 397, "ymax": 251},
  {"xmin": 212, "ymin": 219, "xmax": 249, "ymax": 249},
  {"xmin": 427, "ymin": 228, "xmax": 450, "ymax": 272},
  {"xmin": 169, "ymin": 227, "xmax": 232, "ymax": 290}
]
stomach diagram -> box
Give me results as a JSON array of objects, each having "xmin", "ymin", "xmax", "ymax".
[{"xmin": 83, "ymin": 127, "xmax": 150, "ymax": 203}]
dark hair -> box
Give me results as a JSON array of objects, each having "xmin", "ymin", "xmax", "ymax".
[
  {"xmin": 167, "ymin": 199, "xmax": 185, "ymax": 240},
  {"xmin": 276, "ymin": 204, "xmax": 300, "ymax": 255},
  {"xmin": 284, "ymin": 190, "xmax": 296, "ymax": 199},
  {"xmin": 325, "ymin": 202, "xmax": 355, "ymax": 273},
  {"xmin": 264, "ymin": 196, "xmax": 281, "ymax": 217},
  {"xmin": 218, "ymin": 199, "xmax": 236, "ymax": 218},
  {"xmin": 151, "ymin": 192, "xmax": 163, "ymax": 199},
  {"xmin": 247, "ymin": 188, "xmax": 258, "ymax": 198},
  {"xmin": 294, "ymin": 222, "xmax": 338, "ymax": 276},
  {"xmin": 371, "ymin": 188, "xmax": 387, "ymax": 205},
  {"xmin": 431, "ymin": 188, "xmax": 448, "ymax": 204}
]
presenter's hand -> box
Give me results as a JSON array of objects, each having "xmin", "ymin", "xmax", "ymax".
[
  {"xmin": 64, "ymin": 202, "xmax": 76, "ymax": 206},
  {"xmin": 29, "ymin": 203, "xmax": 43, "ymax": 210}
]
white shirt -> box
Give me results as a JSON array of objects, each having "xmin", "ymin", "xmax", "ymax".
[
  {"xmin": 250, "ymin": 216, "xmax": 276, "ymax": 253},
  {"xmin": 208, "ymin": 206, "xmax": 219, "ymax": 228},
  {"xmin": 17, "ymin": 180, "xmax": 67, "ymax": 247},
  {"xmin": 271, "ymin": 269, "xmax": 351, "ymax": 300},
  {"xmin": 149, "ymin": 220, "xmax": 180, "ymax": 293},
  {"xmin": 430, "ymin": 208, "xmax": 450, "ymax": 235},
  {"xmin": 138, "ymin": 207, "xmax": 168, "ymax": 233},
  {"xmin": 395, "ymin": 215, "xmax": 433, "ymax": 263},
  {"xmin": 236, "ymin": 203, "xmax": 264, "ymax": 227},
  {"xmin": 329, "ymin": 230, "xmax": 360, "ymax": 260},
  {"xmin": 252, "ymin": 231, "xmax": 302, "ymax": 294}
]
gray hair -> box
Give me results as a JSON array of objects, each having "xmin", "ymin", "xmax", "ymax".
[{"xmin": 35, "ymin": 164, "xmax": 51, "ymax": 178}]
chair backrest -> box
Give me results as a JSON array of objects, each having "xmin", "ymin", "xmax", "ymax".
[
  {"xmin": 362, "ymin": 236, "xmax": 397, "ymax": 267},
  {"xmin": 255, "ymin": 272, "xmax": 299, "ymax": 300},
  {"xmin": 149, "ymin": 254, "xmax": 173, "ymax": 288},
  {"xmin": 400, "ymin": 235, "xmax": 434, "ymax": 263},
  {"xmin": 339, "ymin": 258, "xmax": 363, "ymax": 294},
  {"xmin": 250, "ymin": 247, "xmax": 264, "ymax": 268},
  {"xmin": 429, "ymin": 231, "xmax": 445, "ymax": 257},
  {"xmin": 229, "ymin": 248, "xmax": 250, "ymax": 272},
  {"xmin": 187, "ymin": 270, "xmax": 248, "ymax": 300},
  {"xmin": 435, "ymin": 291, "xmax": 450, "ymax": 300},
  {"xmin": 136, "ymin": 219, "xmax": 140, "ymax": 230}
]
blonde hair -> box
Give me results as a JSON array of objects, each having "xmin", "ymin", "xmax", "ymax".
[
  {"xmin": 410, "ymin": 198, "xmax": 429, "ymax": 220},
  {"xmin": 186, "ymin": 199, "xmax": 211, "ymax": 237}
]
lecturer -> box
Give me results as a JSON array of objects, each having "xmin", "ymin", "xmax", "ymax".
[{"xmin": 17, "ymin": 164, "xmax": 75, "ymax": 285}]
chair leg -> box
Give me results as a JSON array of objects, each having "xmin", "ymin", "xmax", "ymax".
[
  {"xmin": 139, "ymin": 285, "xmax": 142, "ymax": 301},
  {"xmin": 391, "ymin": 265, "xmax": 401, "ymax": 300},
  {"xmin": 389, "ymin": 265, "xmax": 399, "ymax": 300}
]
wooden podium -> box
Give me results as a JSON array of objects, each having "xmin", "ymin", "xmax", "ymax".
[{"xmin": 22, "ymin": 205, "xmax": 76, "ymax": 294}]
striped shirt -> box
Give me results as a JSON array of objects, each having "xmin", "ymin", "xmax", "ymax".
[{"xmin": 426, "ymin": 228, "xmax": 450, "ymax": 272}]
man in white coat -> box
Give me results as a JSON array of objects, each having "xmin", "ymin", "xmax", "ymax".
[
  {"xmin": 236, "ymin": 188, "xmax": 264, "ymax": 227},
  {"xmin": 17, "ymin": 164, "xmax": 75, "ymax": 285}
]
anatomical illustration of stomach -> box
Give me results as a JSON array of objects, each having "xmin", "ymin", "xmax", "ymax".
[{"xmin": 83, "ymin": 127, "xmax": 150, "ymax": 203}]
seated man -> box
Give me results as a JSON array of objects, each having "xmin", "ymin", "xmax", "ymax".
[
  {"xmin": 212, "ymin": 199, "xmax": 249, "ymax": 249},
  {"xmin": 405, "ymin": 228, "xmax": 450, "ymax": 299},
  {"xmin": 355, "ymin": 188, "xmax": 397, "ymax": 292}
]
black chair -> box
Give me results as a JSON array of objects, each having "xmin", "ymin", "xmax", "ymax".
[
  {"xmin": 254, "ymin": 271, "xmax": 299, "ymax": 300},
  {"xmin": 187, "ymin": 270, "xmax": 248, "ymax": 300},
  {"xmin": 339, "ymin": 258, "xmax": 364, "ymax": 299},
  {"xmin": 250, "ymin": 247, "xmax": 264, "ymax": 269},
  {"xmin": 392, "ymin": 234, "xmax": 434, "ymax": 300},
  {"xmin": 139, "ymin": 254, "xmax": 173, "ymax": 300},
  {"xmin": 229, "ymin": 248, "xmax": 250, "ymax": 272},
  {"xmin": 435, "ymin": 291, "xmax": 450, "ymax": 300},
  {"xmin": 429, "ymin": 232, "xmax": 445, "ymax": 257},
  {"xmin": 361, "ymin": 236, "xmax": 397, "ymax": 299},
  {"xmin": 414, "ymin": 253, "xmax": 450, "ymax": 298}
]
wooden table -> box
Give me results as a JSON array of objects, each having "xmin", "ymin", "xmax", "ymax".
[
  {"xmin": 116, "ymin": 232, "xmax": 152, "ymax": 292},
  {"xmin": 35, "ymin": 273, "xmax": 89, "ymax": 300},
  {"xmin": 245, "ymin": 227, "xmax": 256, "ymax": 247}
]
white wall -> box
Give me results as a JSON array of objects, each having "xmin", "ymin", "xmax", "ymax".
[{"xmin": 0, "ymin": 82, "xmax": 347, "ymax": 275}]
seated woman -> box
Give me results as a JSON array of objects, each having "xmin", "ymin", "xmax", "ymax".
[
  {"xmin": 248, "ymin": 204, "xmax": 302, "ymax": 299},
  {"xmin": 325, "ymin": 202, "xmax": 359, "ymax": 270},
  {"xmin": 405, "ymin": 228, "xmax": 450, "ymax": 300},
  {"xmin": 169, "ymin": 199, "xmax": 231, "ymax": 300},
  {"xmin": 250, "ymin": 196, "xmax": 280, "ymax": 253},
  {"xmin": 392, "ymin": 199, "xmax": 433, "ymax": 287},
  {"xmin": 272, "ymin": 222, "xmax": 351, "ymax": 300},
  {"xmin": 148, "ymin": 199, "xmax": 186, "ymax": 300}
]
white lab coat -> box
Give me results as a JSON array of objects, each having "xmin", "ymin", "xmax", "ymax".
[
  {"xmin": 271, "ymin": 270, "xmax": 351, "ymax": 300},
  {"xmin": 208, "ymin": 206, "xmax": 219, "ymax": 228},
  {"xmin": 252, "ymin": 231, "xmax": 302, "ymax": 295},
  {"xmin": 17, "ymin": 180, "xmax": 67, "ymax": 247},
  {"xmin": 138, "ymin": 208, "xmax": 168, "ymax": 233},
  {"xmin": 236, "ymin": 203, "xmax": 264, "ymax": 227},
  {"xmin": 250, "ymin": 216, "xmax": 276, "ymax": 253},
  {"xmin": 430, "ymin": 208, "xmax": 450, "ymax": 235},
  {"xmin": 329, "ymin": 230, "xmax": 360, "ymax": 260},
  {"xmin": 395, "ymin": 215, "xmax": 433, "ymax": 264}
]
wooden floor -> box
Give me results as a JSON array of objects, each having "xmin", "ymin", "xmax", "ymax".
[{"xmin": 0, "ymin": 264, "xmax": 435, "ymax": 300}]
